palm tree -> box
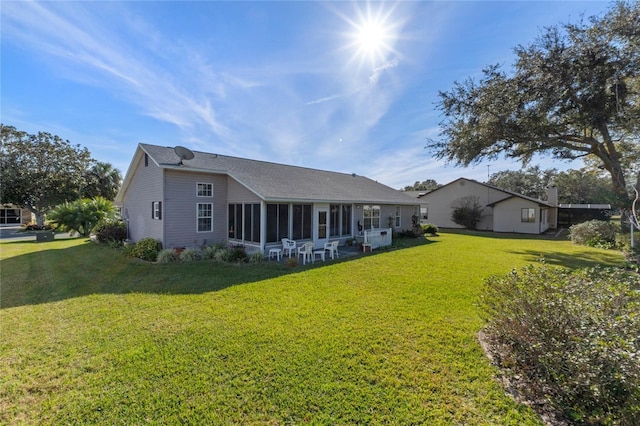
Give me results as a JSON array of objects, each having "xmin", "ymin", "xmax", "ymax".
[{"xmin": 84, "ymin": 162, "xmax": 122, "ymax": 200}]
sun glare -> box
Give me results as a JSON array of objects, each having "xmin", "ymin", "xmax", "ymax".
[{"xmin": 337, "ymin": 1, "xmax": 402, "ymax": 71}]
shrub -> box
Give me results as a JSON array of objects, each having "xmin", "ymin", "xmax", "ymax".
[
  {"xmin": 214, "ymin": 249, "xmax": 230, "ymax": 262},
  {"xmin": 284, "ymin": 257, "xmax": 298, "ymax": 267},
  {"xmin": 156, "ymin": 249, "xmax": 179, "ymax": 264},
  {"xmin": 451, "ymin": 196, "xmax": 484, "ymax": 230},
  {"xmin": 228, "ymin": 247, "xmax": 248, "ymax": 263},
  {"xmin": 125, "ymin": 238, "xmax": 161, "ymax": 262},
  {"xmin": 23, "ymin": 222, "xmax": 54, "ymax": 231},
  {"xmin": 569, "ymin": 220, "xmax": 618, "ymax": 248},
  {"xmin": 179, "ymin": 248, "xmax": 202, "ymax": 262},
  {"xmin": 47, "ymin": 197, "xmax": 118, "ymax": 237},
  {"xmin": 480, "ymin": 265, "xmax": 640, "ymax": 424},
  {"xmin": 421, "ymin": 223, "xmax": 439, "ymax": 236},
  {"xmin": 248, "ymin": 252, "xmax": 265, "ymax": 263},
  {"xmin": 92, "ymin": 220, "xmax": 127, "ymax": 243}
]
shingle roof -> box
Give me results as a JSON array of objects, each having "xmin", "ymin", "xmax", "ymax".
[{"xmin": 131, "ymin": 144, "xmax": 417, "ymax": 205}]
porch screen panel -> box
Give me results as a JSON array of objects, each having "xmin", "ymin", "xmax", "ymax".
[
  {"xmin": 341, "ymin": 205, "xmax": 351, "ymax": 236},
  {"xmin": 330, "ymin": 204, "xmax": 340, "ymax": 237},
  {"xmin": 266, "ymin": 204, "xmax": 289, "ymax": 243},
  {"xmin": 292, "ymin": 204, "xmax": 312, "ymax": 240},
  {"xmin": 251, "ymin": 203, "xmax": 260, "ymax": 242}
]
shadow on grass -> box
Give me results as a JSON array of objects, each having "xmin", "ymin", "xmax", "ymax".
[
  {"xmin": 506, "ymin": 248, "xmax": 624, "ymax": 269},
  {"xmin": 440, "ymin": 228, "xmax": 568, "ymax": 241},
  {"xmin": 0, "ymin": 237, "xmax": 434, "ymax": 310}
]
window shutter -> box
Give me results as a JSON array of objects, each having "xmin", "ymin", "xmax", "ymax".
[
  {"xmin": 152, "ymin": 202, "xmax": 154, "ymax": 218},
  {"xmin": 158, "ymin": 202, "xmax": 162, "ymax": 220}
]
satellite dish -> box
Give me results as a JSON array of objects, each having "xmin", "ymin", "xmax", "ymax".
[{"xmin": 174, "ymin": 146, "xmax": 194, "ymax": 165}]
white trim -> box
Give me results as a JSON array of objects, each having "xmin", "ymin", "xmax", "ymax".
[
  {"xmin": 196, "ymin": 182, "xmax": 213, "ymax": 197},
  {"xmin": 196, "ymin": 202, "xmax": 213, "ymax": 233}
]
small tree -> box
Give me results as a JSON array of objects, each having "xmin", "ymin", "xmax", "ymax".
[
  {"xmin": 451, "ymin": 196, "xmax": 484, "ymax": 230},
  {"xmin": 48, "ymin": 197, "xmax": 118, "ymax": 237}
]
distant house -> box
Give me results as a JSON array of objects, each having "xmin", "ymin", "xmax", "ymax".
[
  {"xmin": 115, "ymin": 144, "xmax": 420, "ymax": 251},
  {"xmin": 0, "ymin": 204, "xmax": 33, "ymax": 226},
  {"xmin": 415, "ymin": 178, "xmax": 558, "ymax": 234}
]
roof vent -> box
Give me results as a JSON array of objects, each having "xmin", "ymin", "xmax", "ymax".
[{"xmin": 352, "ymin": 173, "xmax": 356, "ymax": 177}]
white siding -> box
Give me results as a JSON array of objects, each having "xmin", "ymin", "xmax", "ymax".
[
  {"xmin": 121, "ymin": 153, "xmax": 164, "ymax": 244},
  {"xmin": 493, "ymin": 197, "xmax": 542, "ymax": 234},
  {"xmin": 420, "ymin": 179, "xmax": 506, "ymax": 231},
  {"xmin": 164, "ymin": 170, "xmax": 228, "ymax": 248}
]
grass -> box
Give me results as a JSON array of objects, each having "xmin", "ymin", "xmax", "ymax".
[{"xmin": 0, "ymin": 232, "xmax": 624, "ymax": 424}]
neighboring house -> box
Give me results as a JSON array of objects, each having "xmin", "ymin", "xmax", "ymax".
[
  {"xmin": 115, "ymin": 144, "xmax": 421, "ymax": 252},
  {"xmin": 0, "ymin": 204, "xmax": 33, "ymax": 226},
  {"xmin": 416, "ymin": 178, "xmax": 558, "ymax": 234}
]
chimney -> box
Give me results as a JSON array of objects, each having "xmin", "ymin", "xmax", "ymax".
[{"xmin": 546, "ymin": 186, "xmax": 558, "ymax": 206}]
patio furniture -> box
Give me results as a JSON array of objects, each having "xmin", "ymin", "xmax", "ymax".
[
  {"xmin": 324, "ymin": 240, "xmax": 339, "ymax": 259},
  {"xmin": 313, "ymin": 248, "xmax": 325, "ymax": 262},
  {"xmin": 281, "ymin": 238, "xmax": 297, "ymax": 257},
  {"xmin": 268, "ymin": 248, "xmax": 282, "ymax": 261},
  {"xmin": 297, "ymin": 242, "xmax": 314, "ymax": 265}
]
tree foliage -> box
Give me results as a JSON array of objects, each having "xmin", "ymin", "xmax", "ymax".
[
  {"xmin": 83, "ymin": 161, "xmax": 122, "ymax": 201},
  {"xmin": 1, "ymin": 124, "xmax": 94, "ymax": 225},
  {"xmin": 488, "ymin": 166, "xmax": 556, "ymax": 200},
  {"xmin": 402, "ymin": 179, "xmax": 441, "ymax": 192},
  {"xmin": 428, "ymin": 1, "xmax": 640, "ymax": 212}
]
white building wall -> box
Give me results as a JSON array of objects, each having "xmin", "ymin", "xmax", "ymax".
[
  {"xmin": 420, "ymin": 179, "xmax": 508, "ymax": 231},
  {"xmin": 493, "ymin": 197, "xmax": 542, "ymax": 234}
]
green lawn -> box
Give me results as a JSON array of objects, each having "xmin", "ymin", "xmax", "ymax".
[{"xmin": 0, "ymin": 232, "xmax": 624, "ymax": 424}]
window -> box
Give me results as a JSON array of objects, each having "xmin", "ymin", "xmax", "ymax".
[
  {"xmin": 292, "ymin": 204, "xmax": 312, "ymax": 240},
  {"xmin": 197, "ymin": 183, "xmax": 213, "ymax": 197},
  {"xmin": 0, "ymin": 208, "xmax": 21, "ymax": 224},
  {"xmin": 363, "ymin": 205, "xmax": 380, "ymax": 230},
  {"xmin": 341, "ymin": 205, "xmax": 352, "ymax": 236},
  {"xmin": 330, "ymin": 204, "xmax": 352, "ymax": 237},
  {"xmin": 521, "ymin": 208, "xmax": 535, "ymax": 223},
  {"xmin": 395, "ymin": 206, "xmax": 401, "ymax": 228},
  {"xmin": 420, "ymin": 206, "xmax": 428, "ymax": 221},
  {"xmin": 144, "ymin": 153, "xmax": 148, "ymax": 167},
  {"xmin": 152, "ymin": 201, "xmax": 162, "ymax": 220},
  {"xmin": 266, "ymin": 204, "xmax": 289, "ymax": 243},
  {"xmin": 197, "ymin": 203, "xmax": 213, "ymax": 232},
  {"xmin": 228, "ymin": 203, "xmax": 260, "ymax": 242}
]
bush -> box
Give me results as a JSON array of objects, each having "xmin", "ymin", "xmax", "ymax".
[
  {"xmin": 284, "ymin": 257, "xmax": 298, "ymax": 267},
  {"xmin": 179, "ymin": 248, "xmax": 202, "ymax": 262},
  {"xmin": 480, "ymin": 264, "xmax": 640, "ymax": 424},
  {"xmin": 156, "ymin": 249, "xmax": 179, "ymax": 264},
  {"xmin": 92, "ymin": 220, "xmax": 127, "ymax": 243},
  {"xmin": 47, "ymin": 197, "xmax": 118, "ymax": 237},
  {"xmin": 228, "ymin": 247, "xmax": 247, "ymax": 263},
  {"xmin": 23, "ymin": 222, "xmax": 54, "ymax": 231},
  {"xmin": 451, "ymin": 196, "xmax": 484, "ymax": 230},
  {"xmin": 124, "ymin": 238, "xmax": 161, "ymax": 262},
  {"xmin": 421, "ymin": 223, "xmax": 439, "ymax": 236},
  {"xmin": 569, "ymin": 219, "xmax": 618, "ymax": 248},
  {"xmin": 248, "ymin": 252, "xmax": 265, "ymax": 263},
  {"xmin": 214, "ymin": 249, "xmax": 230, "ymax": 262}
]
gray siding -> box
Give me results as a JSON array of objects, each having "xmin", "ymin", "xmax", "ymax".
[
  {"xmin": 164, "ymin": 170, "xmax": 228, "ymax": 248},
  {"xmin": 227, "ymin": 178, "xmax": 261, "ymax": 203},
  {"xmin": 121, "ymin": 152, "xmax": 164, "ymax": 244}
]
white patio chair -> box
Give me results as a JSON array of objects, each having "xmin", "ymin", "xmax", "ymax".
[
  {"xmin": 324, "ymin": 240, "xmax": 339, "ymax": 259},
  {"xmin": 281, "ymin": 238, "xmax": 297, "ymax": 258},
  {"xmin": 297, "ymin": 242, "xmax": 314, "ymax": 265}
]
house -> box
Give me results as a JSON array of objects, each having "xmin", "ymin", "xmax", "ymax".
[
  {"xmin": 0, "ymin": 204, "xmax": 33, "ymax": 226},
  {"xmin": 115, "ymin": 144, "xmax": 420, "ymax": 252},
  {"xmin": 416, "ymin": 178, "xmax": 557, "ymax": 234}
]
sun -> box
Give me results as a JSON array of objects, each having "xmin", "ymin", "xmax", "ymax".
[{"xmin": 338, "ymin": 2, "xmax": 401, "ymax": 70}]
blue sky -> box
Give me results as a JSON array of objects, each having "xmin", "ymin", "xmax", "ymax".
[{"xmin": 2, "ymin": 1, "xmax": 611, "ymax": 189}]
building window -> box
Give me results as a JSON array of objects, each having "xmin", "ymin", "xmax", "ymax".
[
  {"xmin": 292, "ymin": 204, "xmax": 312, "ymax": 240},
  {"xmin": 341, "ymin": 205, "xmax": 352, "ymax": 236},
  {"xmin": 197, "ymin": 183, "xmax": 213, "ymax": 197},
  {"xmin": 420, "ymin": 206, "xmax": 428, "ymax": 221},
  {"xmin": 266, "ymin": 204, "xmax": 289, "ymax": 243},
  {"xmin": 228, "ymin": 203, "xmax": 260, "ymax": 242},
  {"xmin": 152, "ymin": 201, "xmax": 162, "ymax": 220},
  {"xmin": 0, "ymin": 208, "xmax": 21, "ymax": 224},
  {"xmin": 197, "ymin": 203, "xmax": 213, "ymax": 232},
  {"xmin": 521, "ymin": 208, "xmax": 535, "ymax": 223},
  {"xmin": 395, "ymin": 206, "xmax": 401, "ymax": 228},
  {"xmin": 144, "ymin": 153, "xmax": 149, "ymax": 167},
  {"xmin": 363, "ymin": 205, "xmax": 380, "ymax": 230}
]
